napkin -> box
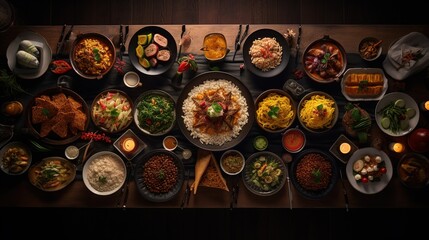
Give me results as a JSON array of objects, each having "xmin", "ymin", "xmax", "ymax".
[
  {"xmin": 190, "ymin": 149, "xmax": 229, "ymax": 194},
  {"xmin": 383, "ymin": 32, "xmax": 429, "ymax": 80}
]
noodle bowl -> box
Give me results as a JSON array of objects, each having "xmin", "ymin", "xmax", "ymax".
[
  {"xmin": 255, "ymin": 89, "xmax": 296, "ymax": 132},
  {"xmin": 298, "ymin": 91, "xmax": 338, "ymax": 132}
]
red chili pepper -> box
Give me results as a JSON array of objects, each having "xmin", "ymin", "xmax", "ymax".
[{"xmin": 50, "ymin": 60, "xmax": 72, "ymax": 74}]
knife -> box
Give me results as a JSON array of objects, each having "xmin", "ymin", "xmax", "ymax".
[
  {"xmin": 294, "ymin": 24, "xmax": 302, "ymax": 65},
  {"xmin": 56, "ymin": 24, "xmax": 66, "ymax": 55},
  {"xmin": 232, "ymin": 24, "xmax": 242, "ymax": 61},
  {"xmin": 339, "ymin": 169, "xmax": 349, "ymax": 212},
  {"xmin": 177, "ymin": 24, "xmax": 186, "ymax": 61}
]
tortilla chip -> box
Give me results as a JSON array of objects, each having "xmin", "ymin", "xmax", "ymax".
[
  {"xmin": 32, "ymin": 97, "xmax": 58, "ymax": 124},
  {"xmin": 68, "ymin": 96, "xmax": 83, "ymax": 110},
  {"xmin": 69, "ymin": 110, "xmax": 87, "ymax": 134}
]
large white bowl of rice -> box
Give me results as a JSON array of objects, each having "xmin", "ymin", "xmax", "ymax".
[{"xmin": 83, "ymin": 151, "xmax": 127, "ymax": 196}]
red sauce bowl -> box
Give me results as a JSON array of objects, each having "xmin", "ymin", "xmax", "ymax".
[{"xmin": 282, "ymin": 128, "xmax": 306, "ymax": 153}]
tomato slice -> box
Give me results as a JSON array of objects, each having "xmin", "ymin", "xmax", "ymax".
[{"xmin": 50, "ymin": 60, "xmax": 72, "ymax": 74}]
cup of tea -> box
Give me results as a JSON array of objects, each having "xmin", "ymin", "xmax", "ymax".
[{"xmin": 123, "ymin": 71, "xmax": 142, "ymax": 88}]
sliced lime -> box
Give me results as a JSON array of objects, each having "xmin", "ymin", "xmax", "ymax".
[
  {"xmin": 394, "ymin": 99, "xmax": 405, "ymax": 108},
  {"xmin": 405, "ymin": 108, "xmax": 416, "ymax": 119},
  {"xmin": 381, "ymin": 117, "xmax": 390, "ymax": 129}
]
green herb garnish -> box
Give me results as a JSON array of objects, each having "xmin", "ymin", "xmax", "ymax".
[
  {"xmin": 158, "ymin": 169, "xmax": 165, "ymax": 180},
  {"xmin": 0, "ymin": 68, "xmax": 31, "ymax": 97},
  {"xmin": 268, "ymin": 106, "xmax": 280, "ymax": 119},
  {"xmin": 93, "ymin": 48, "xmax": 101, "ymax": 62},
  {"xmin": 312, "ymin": 169, "xmax": 322, "ymax": 183},
  {"xmin": 42, "ymin": 108, "xmax": 50, "ymax": 116},
  {"xmin": 98, "ymin": 176, "xmax": 107, "ymax": 184},
  {"xmin": 110, "ymin": 108, "xmax": 119, "ymax": 117},
  {"xmin": 358, "ymin": 80, "xmax": 369, "ymax": 91},
  {"xmin": 211, "ymin": 102, "xmax": 222, "ymax": 113}
]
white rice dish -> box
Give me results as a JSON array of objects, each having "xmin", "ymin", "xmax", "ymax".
[
  {"xmin": 249, "ymin": 37, "xmax": 283, "ymax": 71},
  {"xmin": 182, "ymin": 79, "xmax": 249, "ymax": 146},
  {"xmin": 86, "ymin": 154, "xmax": 125, "ymax": 192}
]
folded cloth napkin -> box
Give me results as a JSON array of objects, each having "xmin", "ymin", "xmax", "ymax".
[{"xmin": 383, "ymin": 32, "xmax": 429, "ymax": 80}]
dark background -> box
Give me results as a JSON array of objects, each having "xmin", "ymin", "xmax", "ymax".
[
  {"xmin": 10, "ymin": 0, "xmax": 429, "ymax": 25},
  {"xmin": 3, "ymin": 0, "xmax": 429, "ymax": 239}
]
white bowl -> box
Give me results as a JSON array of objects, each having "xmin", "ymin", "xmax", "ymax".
[
  {"xmin": 375, "ymin": 92, "xmax": 419, "ymax": 137},
  {"xmin": 220, "ymin": 149, "xmax": 245, "ymax": 175},
  {"xmin": 83, "ymin": 151, "xmax": 127, "ymax": 196}
]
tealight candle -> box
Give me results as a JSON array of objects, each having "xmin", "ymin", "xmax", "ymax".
[
  {"xmin": 121, "ymin": 137, "xmax": 136, "ymax": 153},
  {"xmin": 420, "ymin": 101, "xmax": 429, "ymax": 112},
  {"xmin": 389, "ymin": 142, "xmax": 404, "ymax": 153},
  {"xmin": 339, "ymin": 142, "xmax": 351, "ymax": 154}
]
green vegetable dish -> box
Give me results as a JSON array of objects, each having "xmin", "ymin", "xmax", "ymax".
[
  {"xmin": 136, "ymin": 93, "xmax": 175, "ymax": 135},
  {"xmin": 245, "ymin": 154, "xmax": 284, "ymax": 193}
]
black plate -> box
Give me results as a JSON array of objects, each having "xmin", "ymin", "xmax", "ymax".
[
  {"xmin": 242, "ymin": 151, "xmax": 287, "ymax": 196},
  {"xmin": 134, "ymin": 149, "xmax": 184, "ymax": 202},
  {"xmin": 242, "ymin": 28, "xmax": 290, "ymax": 78},
  {"xmin": 176, "ymin": 71, "xmax": 255, "ymax": 151},
  {"xmin": 128, "ymin": 26, "xmax": 177, "ymax": 76},
  {"xmin": 27, "ymin": 86, "xmax": 90, "ymax": 145},
  {"xmin": 290, "ymin": 148, "xmax": 338, "ymax": 199}
]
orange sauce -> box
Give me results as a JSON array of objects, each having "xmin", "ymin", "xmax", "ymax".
[
  {"xmin": 163, "ymin": 136, "xmax": 177, "ymax": 150},
  {"xmin": 282, "ymin": 129, "xmax": 305, "ymax": 153}
]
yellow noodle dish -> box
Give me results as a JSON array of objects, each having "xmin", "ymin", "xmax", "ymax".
[
  {"xmin": 256, "ymin": 92, "xmax": 295, "ymax": 131},
  {"xmin": 299, "ymin": 93, "xmax": 336, "ymax": 131}
]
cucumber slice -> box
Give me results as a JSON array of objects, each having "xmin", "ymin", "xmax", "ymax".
[
  {"xmin": 405, "ymin": 108, "xmax": 416, "ymax": 119},
  {"xmin": 381, "ymin": 117, "xmax": 390, "ymax": 129},
  {"xmin": 353, "ymin": 159, "xmax": 364, "ymax": 172},
  {"xmin": 394, "ymin": 99, "xmax": 405, "ymax": 108}
]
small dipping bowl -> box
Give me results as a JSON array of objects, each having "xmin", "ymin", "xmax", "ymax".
[
  {"xmin": 123, "ymin": 71, "xmax": 142, "ymax": 88},
  {"xmin": 282, "ymin": 128, "xmax": 306, "ymax": 153},
  {"xmin": 65, "ymin": 145, "xmax": 79, "ymax": 160},
  {"xmin": 163, "ymin": 135, "xmax": 178, "ymax": 151},
  {"xmin": 220, "ymin": 149, "xmax": 245, "ymax": 175}
]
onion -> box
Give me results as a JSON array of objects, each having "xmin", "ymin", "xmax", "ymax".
[{"xmin": 408, "ymin": 128, "xmax": 429, "ymax": 153}]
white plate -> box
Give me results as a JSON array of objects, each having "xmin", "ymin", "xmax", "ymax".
[
  {"xmin": 341, "ymin": 68, "xmax": 388, "ymax": 101},
  {"xmin": 375, "ymin": 92, "xmax": 419, "ymax": 137},
  {"xmin": 346, "ymin": 147, "xmax": 393, "ymax": 194},
  {"xmin": 82, "ymin": 151, "xmax": 127, "ymax": 196},
  {"xmin": 6, "ymin": 31, "xmax": 52, "ymax": 79}
]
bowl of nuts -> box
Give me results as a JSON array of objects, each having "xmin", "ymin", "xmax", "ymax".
[{"xmin": 358, "ymin": 37, "xmax": 383, "ymax": 61}]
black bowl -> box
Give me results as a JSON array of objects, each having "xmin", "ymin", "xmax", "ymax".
[
  {"xmin": 134, "ymin": 149, "xmax": 185, "ymax": 202},
  {"xmin": 242, "ymin": 28, "xmax": 290, "ymax": 78},
  {"xmin": 302, "ymin": 35, "xmax": 347, "ymax": 83},
  {"xmin": 27, "ymin": 86, "xmax": 90, "ymax": 145},
  {"xmin": 70, "ymin": 32, "xmax": 116, "ymax": 79},
  {"xmin": 128, "ymin": 26, "xmax": 177, "ymax": 76},
  {"xmin": 290, "ymin": 149, "xmax": 338, "ymax": 199},
  {"xmin": 242, "ymin": 151, "xmax": 287, "ymax": 196}
]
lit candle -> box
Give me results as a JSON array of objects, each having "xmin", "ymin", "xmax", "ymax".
[
  {"xmin": 420, "ymin": 101, "xmax": 429, "ymax": 112},
  {"xmin": 389, "ymin": 142, "xmax": 404, "ymax": 153},
  {"xmin": 339, "ymin": 142, "xmax": 351, "ymax": 154}
]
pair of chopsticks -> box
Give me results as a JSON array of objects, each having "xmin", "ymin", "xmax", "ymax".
[
  {"xmin": 232, "ymin": 24, "xmax": 249, "ymax": 61},
  {"xmin": 56, "ymin": 24, "xmax": 74, "ymax": 56}
]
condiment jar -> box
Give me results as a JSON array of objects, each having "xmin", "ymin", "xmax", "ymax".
[{"xmin": 2, "ymin": 101, "xmax": 23, "ymax": 117}]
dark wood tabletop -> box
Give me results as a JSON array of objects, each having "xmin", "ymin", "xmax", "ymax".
[{"xmin": 1, "ymin": 24, "xmax": 429, "ymax": 210}]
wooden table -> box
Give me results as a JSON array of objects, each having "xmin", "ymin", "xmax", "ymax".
[{"xmin": 1, "ymin": 24, "xmax": 429, "ymax": 210}]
